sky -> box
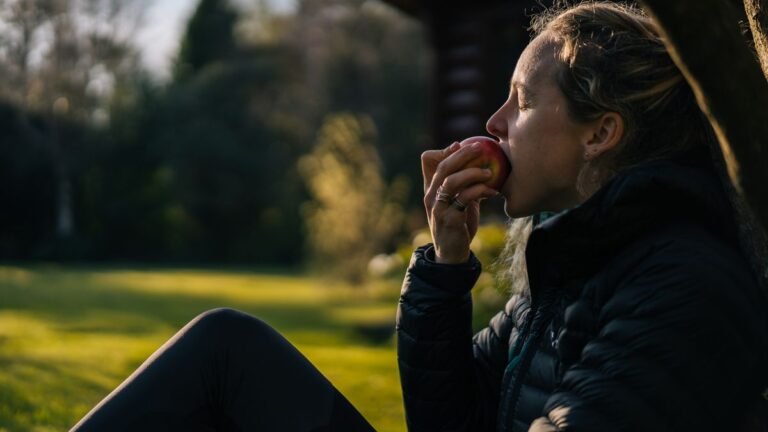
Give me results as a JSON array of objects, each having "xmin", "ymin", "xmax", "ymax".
[{"xmin": 135, "ymin": 0, "xmax": 296, "ymax": 79}]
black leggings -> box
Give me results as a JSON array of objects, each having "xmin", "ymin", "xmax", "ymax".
[{"xmin": 72, "ymin": 308, "xmax": 376, "ymax": 431}]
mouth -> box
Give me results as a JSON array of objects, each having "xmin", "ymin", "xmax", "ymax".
[{"xmin": 498, "ymin": 142, "xmax": 514, "ymax": 195}]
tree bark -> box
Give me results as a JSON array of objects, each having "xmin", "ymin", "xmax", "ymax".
[
  {"xmin": 745, "ymin": 0, "xmax": 768, "ymax": 79},
  {"xmin": 639, "ymin": 0, "xmax": 768, "ymax": 232}
]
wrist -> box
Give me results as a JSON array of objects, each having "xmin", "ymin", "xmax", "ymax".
[
  {"xmin": 433, "ymin": 247, "xmax": 470, "ymax": 264},
  {"xmin": 405, "ymin": 245, "xmax": 483, "ymax": 296}
]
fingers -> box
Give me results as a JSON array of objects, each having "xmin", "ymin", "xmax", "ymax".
[
  {"xmin": 421, "ymin": 142, "xmax": 460, "ymax": 193},
  {"xmin": 426, "ymin": 142, "xmax": 487, "ymax": 199},
  {"xmin": 438, "ymin": 168, "xmax": 492, "ymax": 199},
  {"xmin": 434, "ymin": 182, "xmax": 498, "ymax": 215},
  {"xmin": 429, "ymin": 185, "xmax": 492, "ymax": 263},
  {"xmin": 426, "ymin": 165, "xmax": 493, "ymax": 211},
  {"xmin": 433, "ymin": 144, "xmax": 480, "ymax": 181},
  {"xmin": 421, "ymin": 141, "xmax": 501, "ymax": 264},
  {"xmin": 453, "ymin": 183, "xmax": 500, "ymax": 206}
]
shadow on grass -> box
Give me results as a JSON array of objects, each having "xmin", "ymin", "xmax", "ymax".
[
  {"xmin": 0, "ymin": 265, "xmax": 393, "ymax": 342},
  {"xmin": 0, "ymin": 265, "xmax": 402, "ymax": 431},
  {"xmin": 0, "ymin": 354, "xmax": 112, "ymax": 431},
  {"xmin": 0, "ymin": 385, "xmax": 34, "ymax": 431}
]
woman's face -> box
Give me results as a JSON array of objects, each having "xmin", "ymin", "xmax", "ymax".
[{"xmin": 487, "ymin": 34, "xmax": 595, "ymax": 218}]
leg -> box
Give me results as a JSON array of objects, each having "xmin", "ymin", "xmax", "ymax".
[{"xmin": 71, "ymin": 308, "xmax": 374, "ymax": 432}]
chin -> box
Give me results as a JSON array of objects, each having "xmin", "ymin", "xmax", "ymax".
[
  {"xmin": 502, "ymin": 200, "xmax": 535, "ymax": 219},
  {"xmin": 503, "ymin": 196, "xmax": 567, "ymax": 219},
  {"xmin": 502, "ymin": 185, "xmax": 579, "ymax": 218}
]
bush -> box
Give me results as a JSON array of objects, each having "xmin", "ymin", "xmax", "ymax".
[{"xmin": 300, "ymin": 113, "xmax": 410, "ymax": 283}]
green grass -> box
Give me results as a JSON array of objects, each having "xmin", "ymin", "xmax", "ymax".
[{"xmin": 0, "ymin": 265, "xmax": 406, "ymax": 431}]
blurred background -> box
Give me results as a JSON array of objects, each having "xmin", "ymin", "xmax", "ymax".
[{"xmin": 0, "ymin": 0, "xmax": 546, "ymax": 430}]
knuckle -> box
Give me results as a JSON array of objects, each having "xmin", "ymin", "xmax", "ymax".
[
  {"xmin": 442, "ymin": 176, "xmax": 458, "ymax": 191},
  {"xmin": 433, "ymin": 162, "xmax": 447, "ymax": 177}
]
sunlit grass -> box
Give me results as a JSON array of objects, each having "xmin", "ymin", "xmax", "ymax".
[
  {"xmin": 89, "ymin": 270, "xmax": 330, "ymax": 305},
  {"xmin": 0, "ymin": 265, "xmax": 404, "ymax": 431}
]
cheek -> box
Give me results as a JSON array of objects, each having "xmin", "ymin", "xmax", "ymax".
[
  {"xmin": 508, "ymin": 120, "xmax": 549, "ymax": 172},
  {"xmin": 506, "ymin": 128, "xmax": 582, "ymax": 198},
  {"xmin": 508, "ymin": 108, "xmax": 581, "ymax": 169}
]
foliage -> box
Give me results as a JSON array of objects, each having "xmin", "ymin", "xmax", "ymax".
[
  {"xmin": 0, "ymin": 0, "xmax": 431, "ymax": 268},
  {"xmin": 300, "ymin": 113, "xmax": 409, "ymax": 282},
  {"xmin": 0, "ymin": 103, "xmax": 57, "ymax": 258},
  {"xmin": 174, "ymin": 0, "xmax": 238, "ymax": 80},
  {"xmin": 0, "ymin": 0, "xmax": 148, "ymax": 258},
  {"xmin": 0, "ymin": 265, "xmax": 404, "ymax": 431},
  {"xmin": 159, "ymin": 61, "xmax": 304, "ymax": 263},
  {"xmin": 285, "ymin": 0, "xmax": 431, "ymax": 198}
]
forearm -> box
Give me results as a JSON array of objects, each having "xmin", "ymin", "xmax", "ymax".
[{"xmin": 397, "ymin": 244, "xmax": 491, "ymax": 431}]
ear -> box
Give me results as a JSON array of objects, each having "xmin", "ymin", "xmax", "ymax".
[{"xmin": 583, "ymin": 112, "xmax": 624, "ymax": 160}]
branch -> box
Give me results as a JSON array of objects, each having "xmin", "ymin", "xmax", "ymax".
[{"xmin": 639, "ymin": 0, "xmax": 768, "ymax": 231}]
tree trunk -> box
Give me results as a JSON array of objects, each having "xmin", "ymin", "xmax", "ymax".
[
  {"xmin": 745, "ymin": 0, "xmax": 768, "ymax": 80},
  {"xmin": 639, "ymin": 0, "xmax": 768, "ymax": 233}
]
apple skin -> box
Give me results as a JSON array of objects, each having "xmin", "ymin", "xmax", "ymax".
[{"xmin": 458, "ymin": 136, "xmax": 511, "ymax": 191}]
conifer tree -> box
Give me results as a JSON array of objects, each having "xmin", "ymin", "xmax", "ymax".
[{"xmin": 174, "ymin": 0, "xmax": 238, "ymax": 80}]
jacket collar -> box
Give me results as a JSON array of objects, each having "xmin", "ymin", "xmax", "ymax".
[{"xmin": 524, "ymin": 158, "xmax": 737, "ymax": 292}]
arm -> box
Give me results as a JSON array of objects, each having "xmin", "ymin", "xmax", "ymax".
[
  {"xmin": 530, "ymin": 246, "xmax": 766, "ymax": 432},
  {"xmin": 397, "ymin": 244, "xmax": 527, "ymax": 431},
  {"xmin": 403, "ymin": 135, "xmax": 505, "ymax": 430}
]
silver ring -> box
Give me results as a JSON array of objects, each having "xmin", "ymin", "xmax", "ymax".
[
  {"xmin": 450, "ymin": 197, "xmax": 467, "ymax": 212},
  {"xmin": 436, "ymin": 186, "xmax": 453, "ymax": 204}
]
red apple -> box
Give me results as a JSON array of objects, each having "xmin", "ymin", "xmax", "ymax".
[{"xmin": 458, "ymin": 136, "xmax": 511, "ymax": 191}]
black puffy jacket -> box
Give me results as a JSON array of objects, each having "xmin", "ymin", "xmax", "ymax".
[{"xmin": 397, "ymin": 159, "xmax": 768, "ymax": 432}]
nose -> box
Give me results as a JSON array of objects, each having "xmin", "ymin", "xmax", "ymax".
[{"xmin": 486, "ymin": 102, "xmax": 508, "ymax": 140}]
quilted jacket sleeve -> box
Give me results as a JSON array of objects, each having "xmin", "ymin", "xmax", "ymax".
[
  {"xmin": 529, "ymin": 242, "xmax": 768, "ymax": 432},
  {"xmin": 397, "ymin": 244, "xmax": 525, "ymax": 432}
]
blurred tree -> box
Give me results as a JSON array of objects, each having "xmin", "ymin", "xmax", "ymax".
[
  {"xmin": 0, "ymin": 0, "xmax": 431, "ymax": 266},
  {"xmin": 0, "ymin": 0, "xmax": 144, "ymax": 120},
  {"xmin": 174, "ymin": 0, "xmax": 238, "ymax": 80},
  {"xmin": 287, "ymin": 0, "xmax": 431, "ymax": 191},
  {"xmin": 299, "ymin": 113, "xmax": 408, "ymax": 283},
  {"xmin": 76, "ymin": 78, "xmax": 175, "ymax": 260},
  {"xmin": 0, "ymin": 0, "xmax": 145, "ymax": 258},
  {"xmin": 158, "ymin": 61, "xmax": 305, "ymax": 263},
  {"xmin": 0, "ymin": 102, "xmax": 57, "ymax": 258},
  {"xmin": 139, "ymin": 0, "xmax": 307, "ymax": 264}
]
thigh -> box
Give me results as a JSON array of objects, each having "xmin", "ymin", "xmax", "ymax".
[{"xmin": 72, "ymin": 308, "xmax": 374, "ymax": 432}]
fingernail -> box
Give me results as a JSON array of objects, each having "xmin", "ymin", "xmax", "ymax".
[{"xmin": 484, "ymin": 169, "xmax": 493, "ymax": 176}]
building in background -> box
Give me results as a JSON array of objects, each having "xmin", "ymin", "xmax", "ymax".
[{"xmin": 382, "ymin": 0, "xmax": 550, "ymax": 147}]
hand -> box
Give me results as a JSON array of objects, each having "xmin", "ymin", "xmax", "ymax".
[{"xmin": 422, "ymin": 142, "xmax": 500, "ymax": 264}]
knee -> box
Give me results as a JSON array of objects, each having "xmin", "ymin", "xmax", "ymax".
[{"xmin": 190, "ymin": 308, "xmax": 271, "ymax": 341}]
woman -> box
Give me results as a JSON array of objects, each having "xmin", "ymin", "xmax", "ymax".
[
  {"xmin": 74, "ymin": 2, "xmax": 768, "ymax": 431},
  {"xmin": 399, "ymin": 2, "xmax": 768, "ymax": 431}
]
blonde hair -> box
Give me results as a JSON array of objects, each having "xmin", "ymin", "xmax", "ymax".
[
  {"xmin": 500, "ymin": 1, "xmax": 768, "ymax": 296},
  {"xmin": 497, "ymin": 217, "xmax": 532, "ymax": 295},
  {"xmin": 533, "ymin": 1, "xmax": 710, "ymax": 194}
]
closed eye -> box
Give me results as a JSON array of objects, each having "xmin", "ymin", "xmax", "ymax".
[
  {"xmin": 518, "ymin": 94, "xmax": 532, "ymax": 111},
  {"xmin": 511, "ymin": 82, "xmax": 534, "ymax": 111}
]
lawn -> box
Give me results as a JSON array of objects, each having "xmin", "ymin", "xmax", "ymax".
[{"xmin": 0, "ymin": 265, "xmax": 405, "ymax": 431}]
